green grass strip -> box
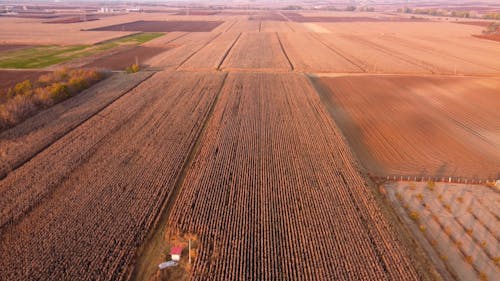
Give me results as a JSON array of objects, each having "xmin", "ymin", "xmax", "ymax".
[{"xmin": 0, "ymin": 32, "xmax": 165, "ymax": 69}]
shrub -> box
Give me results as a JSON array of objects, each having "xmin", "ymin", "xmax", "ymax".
[
  {"xmin": 409, "ymin": 211, "xmax": 420, "ymax": 221},
  {"xmin": 0, "ymin": 95, "xmax": 36, "ymax": 129},
  {"xmin": 126, "ymin": 63, "xmax": 140, "ymax": 73},
  {"xmin": 465, "ymin": 255, "xmax": 473, "ymax": 264},
  {"xmin": 427, "ymin": 180, "xmax": 435, "ymax": 191},
  {"xmin": 7, "ymin": 80, "xmax": 33, "ymax": 98},
  {"xmin": 479, "ymin": 272, "xmax": 488, "ymax": 281},
  {"xmin": 68, "ymin": 76, "xmax": 88, "ymax": 92},
  {"xmin": 47, "ymin": 83, "xmax": 70, "ymax": 101}
]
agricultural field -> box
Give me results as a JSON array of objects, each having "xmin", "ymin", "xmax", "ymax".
[
  {"xmin": 312, "ymin": 75, "xmax": 500, "ymax": 180},
  {"xmin": 0, "ymin": 71, "xmax": 225, "ymax": 280},
  {"xmin": 1, "ymin": 2, "xmax": 499, "ymax": 281},
  {"xmin": 153, "ymin": 72, "xmax": 423, "ymax": 280},
  {"xmin": 89, "ymin": 20, "xmax": 224, "ymax": 32},
  {"xmin": 0, "ymin": 33, "xmax": 164, "ymax": 69},
  {"xmin": 220, "ymin": 32, "xmax": 292, "ymax": 71},
  {"xmin": 385, "ymin": 181, "xmax": 499, "ymax": 281}
]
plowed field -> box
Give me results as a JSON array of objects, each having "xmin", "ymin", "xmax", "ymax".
[{"xmin": 313, "ymin": 75, "xmax": 500, "ymax": 179}]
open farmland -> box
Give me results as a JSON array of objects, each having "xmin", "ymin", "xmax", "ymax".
[
  {"xmin": 0, "ymin": 33, "xmax": 164, "ymax": 69},
  {"xmin": 0, "ymin": 71, "xmax": 226, "ymax": 280},
  {"xmin": 83, "ymin": 46, "xmax": 168, "ymax": 70},
  {"xmin": 220, "ymin": 32, "xmax": 292, "ymax": 71},
  {"xmin": 278, "ymin": 32, "xmax": 362, "ymax": 72},
  {"xmin": 89, "ymin": 20, "xmax": 224, "ymax": 32},
  {"xmin": 178, "ymin": 32, "xmax": 241, "ymax": 71},
  {"xmin": 1, "ymin": 2, "xmax": 500, "ymax": 281},
  {"xmin": 385, "ymin": 181, "xmax": 499, "ymax": 281},
  {"xmin": 161, "ymin": 72, "xmax": 423, "ymax": 280},
  {"xmin": 312, "ymin": 75, "xmax": 500, "ymax": 180},
  {"xmin": 144, "ymin": 32, "xmax": 220, "ymax": 69},
  {"xmin": 0, "ymin": 71, "xmax": 152, "ymax": 179}
]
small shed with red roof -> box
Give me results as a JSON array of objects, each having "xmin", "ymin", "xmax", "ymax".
[{"xmin": 170, "ymin": 246, "xmax": 182, "ymax": 261}]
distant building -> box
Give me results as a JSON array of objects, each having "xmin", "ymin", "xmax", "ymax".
[
  {"xmin": 170, "ymin": 246, "xmax": 182, "ymax": 261},
  {"xmin": 126, "ymin": 7, "xmax": 142, "ymax": 13}
]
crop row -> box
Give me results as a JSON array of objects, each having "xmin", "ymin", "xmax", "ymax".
[
  {"xmin": 167, "ymin": 73, "xmax": 422, "ymax": 280},
  {"xmin": 0, "ymin": 71, "xmax": 225, "ymax": 280}
]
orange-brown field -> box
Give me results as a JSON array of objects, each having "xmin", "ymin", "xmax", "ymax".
[
  {"xmin": 312, "ymin": 75, "xmax": 500, "ymax": 180},
  {"xmin": 0, "ymin": 2, "xmax": 499, "ymax": 281}
]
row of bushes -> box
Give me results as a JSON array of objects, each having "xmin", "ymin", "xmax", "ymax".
[
  {"xmin": 397, "ymin": 7, "xmax": 500, "ymax": 20},
  {"xmin": 483, "ymin": 12, "xmax": 500, "ymax": 20},
  {"xmin": 0, "ymin": 68, "xmax": 104, "ymax": 131}
]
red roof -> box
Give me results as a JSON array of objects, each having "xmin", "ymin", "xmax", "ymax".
[{"xmin": 170, "ymin": 246, "xmax": 182, "ymax": 255}]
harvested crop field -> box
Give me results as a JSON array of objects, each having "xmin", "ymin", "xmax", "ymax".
[
  {"xmin": 163, "ymin": 72, "xmax": 424, "ymax": 280},
  {"xmin": 2, "ymin": 7, "xmax": 500, "ymax": 281},
  {"xmin": 220, "ymin": 32, "xmax": 292, "ymax": 71},
  {"xmin": 278, "ymin": 32, "xmax": 362, "ymax": 72},
  {"xmin": 145, "ymin": 32, "xmax": 220, "ymax": 68},
  {"xmin": 0, "ymin": 71, "xmax": 226, "ymax": 280},
  {"xmin": 0, "ymin": 72, "xmax": 152, "ymax": 179},
  {"xmin": 178, "ymin": 32, "xmax": 240, "ymax": 71},
  {"xmin": 313, "ymin": 75, "xmax": 500, "ymax": 179},
  {"xmin": 83, "ymin": 46, "xmax": 169, "ymax": 70},
  {"xmin": 89, "ymin": 20, "xmax": 224, "ymax": 32},
  {"xmin": 385, "ymin": 181, "xmax": 499, "ymax": 281}
]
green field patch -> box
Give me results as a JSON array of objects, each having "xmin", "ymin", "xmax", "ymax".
[{"xmin": 0, "ymin": 33, "xmax": 164, "ymax": 69}]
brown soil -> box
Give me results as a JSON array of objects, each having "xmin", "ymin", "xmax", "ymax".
[
  {"xmin": 89, "ymin": 20, "xmax": 224, "ymax": 32},
  {"xmin": 313, "ymin": 75, "xmax": 500, "ymax": 179},
  {"xmin": 220, "ymin": 32, "xmax": 292, "ymax": 71},
  {"xmin": 0, "ymin": 44, "xmax": 29, "ymax": 52},
  {"xmin": 0, "ymin": 70, "xmax": 48, "ymax": 100},
  {"xmin": 455, "ymin": 21, "xmax": 495, "ymax": 27},
  {"xmin": 474, "ymin": 33, "xmax": 500, "ymax": 42},
  {"xmin": 83, "ymin": 46, "xmax": 169, "ymax": 70}
]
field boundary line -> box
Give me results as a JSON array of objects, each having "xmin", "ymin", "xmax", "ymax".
[
  {"xmin": 311, "ymin": 72, "xmax": 500, "ymax": 78},
  {"xmin": 276, "ymin": 32, "xmax": 295, "ymax": 71},
  {"xmin": 224, "ymin": 20, "xmax": 238, "ymax": 32},
  {"xmin": 217, "ymin": 32, "xmax": 242, "ymax": 70},
  {"xmin": 130, "ymin": 72, "xmax": 229, "ymax": 281},
  {"xmin": 0, "ymin": 71, "xmax": 155, "ymax": 181},
  {"xmin": 343, "ymin": 35, "xmax": 437, "ymax": 74},
  {"xmin": 176, "ymin": 33, "xmax": 223, "ymax": 70},
  {"xmin": 310, "ymin": 33, "xmax": 366, "ymax": 72},
  {"xmin": 385, "ymin": 34, "xmax": 500, "ymax": 73},
  {"xmin": 306, "ymin": 74, "xmax": 449, "ymax": 281},
  {"xmin": 279, "ymin": 13, "xmax": 297, "ymax": 32}
]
